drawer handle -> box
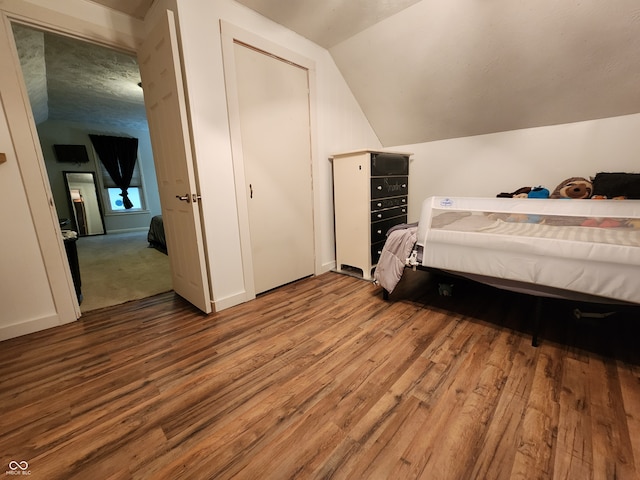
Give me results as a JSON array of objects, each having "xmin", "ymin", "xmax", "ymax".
[
  {"xmin": 402, "ymin": 208, "xmax": 406, "ymax": 213},
  {"xmin": 377, "ymin": 229, "xmax": 382, "ymax": 234},
  {"xmin": 377, "ymin": 213, "xmax": 383, "ymax": 218},
  {"xmin": 377, "ymin": 202, "xmax": 382, "ymax": 207},
  {"xmin": 377, "ymin": 186, "xmax": 383, "ymax": 190},
  {"xmin": 402, "ymin": 184, "xmax": 407, "ymax": 188}
]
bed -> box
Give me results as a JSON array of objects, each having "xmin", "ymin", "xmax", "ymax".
[
  {"xmin": 147, "ymin": 215, "xmax": 167, "ymax": 254},
  {"xmin": 374, "ymin": 196, "xmax": 640, "ymax": 344}
]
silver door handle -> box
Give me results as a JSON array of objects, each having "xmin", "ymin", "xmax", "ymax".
[{"xmin": 176, "ymin": 194, "xmax": 191, "ymax": 203}]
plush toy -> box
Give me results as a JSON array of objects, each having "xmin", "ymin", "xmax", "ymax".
[
  {"xmin": 497, "ymin": 187, "xmax": 531, "ymax": 198},
  {"xmin": 550, "ymin": 177, "xmax": 593, "ymax": 199},
  {"xmin": 497, "ymin": 186, "xmax": 549, "ymax": 199},
  {"xmin": 527, "ymin": 186, "xmax": 550, "ymax": 199},
  {"xmin": 626, "ymin": 219, "xmax": 640, "ymax": 229},
  {"xmin": 582, "ymin": 194, "xmax": 626, "ymax": 228}
]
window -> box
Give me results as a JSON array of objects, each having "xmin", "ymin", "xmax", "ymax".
[
  {"xmin": 106, "ymin": 187, "xmax": 143, "ymax": 211},
  {"xmin": 98, "ymin": 156, "xmax": 146, "ymax": 213}
]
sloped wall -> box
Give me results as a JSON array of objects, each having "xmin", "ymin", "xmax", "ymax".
[
  {"xmin": 398, "ymin": 113, "xmax": 640, "ymax": 222},
  {"xmin": 330, "ymin": 0, "xmax": 640, "ymax": 146}
]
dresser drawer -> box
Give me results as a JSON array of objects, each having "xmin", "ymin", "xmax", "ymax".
[
  {"xmin": 371, "ymin": 176, "xmax": 408, "ymax": 199},
  {"xmin": 371, "ymin": 241, "xmax": 385, "ymax": 265},
  {"xmin": 371, "ymin": 205, "xmax": 407, "ymax": 222},
  {"xmin": 371, "ymin": 196, "xmax": 407, "ymax": 211},
  {"xmin": 371, "ymin": 215, "xmax": 408, "ymax": 244},
  {"xmin": 370, "ymin": 153, "xmax": 409, "ymax": 176}
]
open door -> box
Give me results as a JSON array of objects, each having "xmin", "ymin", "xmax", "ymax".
[{"xmin": 137, "ymin": 10, "xmax": 212, "ymax": 313}]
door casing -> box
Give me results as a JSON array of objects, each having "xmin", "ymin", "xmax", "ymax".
[
  {"xmin": 1, "ymin": 4, "xmax": 213, "ymax": 324},
  {"xmin": 220, "ymin": 20, "xmax": 321, "ymax": 300}
]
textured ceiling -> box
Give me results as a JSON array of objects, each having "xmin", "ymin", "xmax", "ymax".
[
  {"xmin": 12, "ymin": 1, "xmax": 640, "ymax": 147},
  {"xmin": 13, "ymin": 23, "xmax": 147, "ymax": 131}
]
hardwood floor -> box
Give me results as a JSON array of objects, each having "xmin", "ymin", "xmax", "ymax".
[{"xmin": 1, "ymin": 270, "xmax": 638, "ymax": 479}]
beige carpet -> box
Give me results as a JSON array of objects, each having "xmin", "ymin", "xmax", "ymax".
[{"xmin": 76, "ymin": 230, "xmax": 172, "ymax": 312}]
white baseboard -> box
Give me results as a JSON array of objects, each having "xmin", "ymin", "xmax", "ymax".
[
  {"xmin": 213, "ymin": 290, "xmax": 252, "ymax": 312},
  {"xmin": 0, "ymin": 313, "xmax": 70, "ymax": 341},
  {"xmin": 320, "ymin": 261, "xmax": 336, "ymax": 274}
]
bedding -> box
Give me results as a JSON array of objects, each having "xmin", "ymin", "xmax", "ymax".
[
  {"xmin": 375, "ymin": 196, "xmax": 640, "ymax": 304},
  {"xmin": 147, "ymin": 215, "xmax": 167, "ymax": 254}
]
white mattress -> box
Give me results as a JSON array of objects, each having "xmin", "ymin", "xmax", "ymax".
[{"xmin": 416, "ymin": 196, "xmax": 640, "ymax": 304}]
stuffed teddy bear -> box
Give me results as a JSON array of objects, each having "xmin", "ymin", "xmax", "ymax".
[{"xmin": 550, "ymin": 177, "xmax": 593, "ymax": 199}]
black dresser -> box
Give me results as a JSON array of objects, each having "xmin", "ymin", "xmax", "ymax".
[{"xmin": 331, "ymin": 150, "xmax": 411, "ymax": 279}]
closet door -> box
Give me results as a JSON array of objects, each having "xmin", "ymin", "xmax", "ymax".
[{"xmin": 234, "ymin": 42, "xmax": 314, "ymax": 294}]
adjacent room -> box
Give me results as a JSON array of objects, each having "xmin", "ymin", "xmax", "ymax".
[
  {"xmin": 12, "ymin": 23, "xmax": 171, "ymax": 312},
  {"xmin": 0, "ymin": 0, "xmax": 638, "ymax": 478}
]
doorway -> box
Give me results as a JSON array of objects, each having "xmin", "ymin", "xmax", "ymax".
[{"xmin": 11, "ymin": 23, "xmax": 171, "ymax": 312}]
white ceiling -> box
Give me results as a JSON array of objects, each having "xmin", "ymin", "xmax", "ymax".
[
  {"xmin": 14, "ymin": 0, "xmax": 640, "ymax": 146},
  {"xmin": 88, "ymin": 0, "xmax": 155, "ymax": 20},
  {"xmin": 233, "ymin": 0, "xmax": 422, "ymax": 48}
]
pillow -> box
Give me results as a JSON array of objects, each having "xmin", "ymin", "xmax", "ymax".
[{"xmin": 592, "ymin": 172, "xmax": 640, "ymax": 199}]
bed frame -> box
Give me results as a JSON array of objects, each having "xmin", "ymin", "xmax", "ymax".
[{"xmin": 375, "ymin": 196, "xmax": 640, "ymax": 346}]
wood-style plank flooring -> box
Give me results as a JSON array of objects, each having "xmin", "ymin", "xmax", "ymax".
[{"xmin": 1, "ymin": 270, "xmax": 639, "ymax": 479}]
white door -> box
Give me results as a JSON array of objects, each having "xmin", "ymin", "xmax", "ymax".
[
  {"xmin": 137, "ymin": 10, "xmax": 212, "ymax": 313},
  {"xmin": 234, "ymin": 42, "xmax": 315, "ymax": 294}
]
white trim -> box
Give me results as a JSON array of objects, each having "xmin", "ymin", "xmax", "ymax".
[
  {"xmin": 0, "ymin": 12, "xmax": 79, "ymax": 324},
  {"xmin": 213, "ymin": 291, "xmax": 251, "ymax": 312},
  {"xmin": 220, "ymin": 20, "xmax": 321, "ymax": 299},
  {"xmin": 0, "ymin": 2, "xmax": 146, "ymax": 334},
  {"xmin": 0, "ymin": 313, "xmax": 64, "ymax": 342}
]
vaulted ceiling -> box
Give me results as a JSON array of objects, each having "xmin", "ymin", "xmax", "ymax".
[
  {"xmin": 15, "ymin": 0, "xmax": 640, "ymax": 146},
  {"xmin": 238, "ymin": 0, "xmax": 640, "ymax": 145}
]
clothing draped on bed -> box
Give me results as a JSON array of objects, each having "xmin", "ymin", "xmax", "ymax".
[{"xmin": 373, "ymin": 225, "xmax": 417, "ymax": 293}]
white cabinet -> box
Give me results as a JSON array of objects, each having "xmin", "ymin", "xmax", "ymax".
[{"xmin": 331, "ymin": 150, "xmax": 411, "ymax": 279}]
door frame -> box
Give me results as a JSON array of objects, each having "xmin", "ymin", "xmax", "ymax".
[
  {"xmin": 220, "ymin": 21, "xmax": 321, "ymax": 299},
  {"xmin": 0, "ymin": 4, "xmax": 174, "ymax": 326}
]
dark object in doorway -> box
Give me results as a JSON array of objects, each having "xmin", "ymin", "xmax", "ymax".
[{"xmin": 147, "ymin": 215, "xmax": 167, "ymax": 254}]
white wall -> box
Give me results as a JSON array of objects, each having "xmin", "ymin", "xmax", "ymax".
[
  {"xmin": 0, "ymin": 0, "xmax": 379, "ymax": 339},
  {"xmin": 4, "ymin": 0, "xmax": 638, "ymax": 340},
  {"xmin": 0, "ymin": 0, "xmax": 142, "ymax": 340},
  {"xmin": 172, "ymin": 0, "xmax": 380, "ymax": 309},
  {"xmin": 397, "ymin": 113, "xmax": 640, "ymax": 223},
  {"xmin": 37, "ymin": 120, "xmax": 161, "ymax": 233},
  {"xmin": 0, "ymin": 93, "xmax": 57, "ymax": 338}
]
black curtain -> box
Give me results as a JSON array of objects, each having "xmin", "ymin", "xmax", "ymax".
[{"xmin": 89, "ymin": 134, "xmax": 139, "ymax": 209}]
